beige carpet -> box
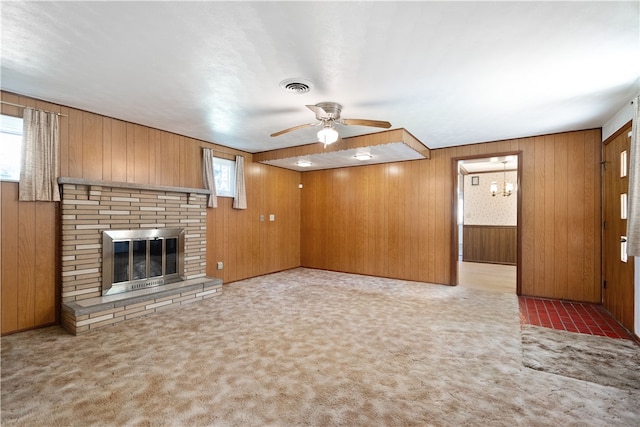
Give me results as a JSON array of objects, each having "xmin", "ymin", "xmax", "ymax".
[
  {"xmin": 522, "ymin": 324, "xmax": 640, "ymax": 390},
  {"xmin": 2, "ymin": 268, "xmax": 639, "ymax": 426}
]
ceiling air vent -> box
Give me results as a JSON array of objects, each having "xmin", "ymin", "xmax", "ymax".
[{"xmin": 279, "ymin": 78, "xmax": 313, "ymax": 94}]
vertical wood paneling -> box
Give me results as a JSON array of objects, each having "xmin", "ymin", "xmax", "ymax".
[
  {"xmin": 68, "ymin": 109, "xmax": 83, "ymax": 177},
  {"xmin": 102, "ymin": 118, "xmax": 112, "ymax": 182},
  {"xmin": 79, "ymin": 113, "xmax": 101, "ymax": 178},
  {"xmin": 531, "ymin": 136, "xmax": 546, "ymax": 296},
  {"xmin": 434, "ymin": 150, "xmax": 449, "ymax": 283},
  {"xmin": 567, "ymin": 132, "xmax": 585, "ymax": 300},
  {"xmin": 543, "ymin": 135, "xmax": 556, "ymax": 297},
  {"xmin": 126, "ymin": 123, "xmax": 135, "ymax": 183},
  {"xmin": 0, "ymin": 89, "xmax": 603, "ymax": 334},
  {"xmin": 82, "ymin": 112, "xmax": 103, "ymax": 180},
  {"xmin": 584, "ymin": 129, "xmax": 600, "ymax": 303},
  {"xmin": 301, "ymin": 171, "xmax": 320, "ymax": 268},
  {"xmin": 367, "ymin": 165, "xmax": 384, "ymax": 275},
  {"xmin": 148, "ymin": 129, "xmax": 159, "ymax": 185},
  {"xmin": 34, "ymin": 202, "xmax": 56, "ymax": 325},
  {"xmin": 17, "ymin": 199, "xmax": 36, "ymax": 329},
  {"xmin": 300, "ymin": 129, "xmax": 601, "ymax": 300},
  {"xmin": 134, "ymin": 125, "xmax": 150, "ymax": 184},
  {"xmin": 158, "ymin": 132, "xmax": 170, "ymax": 185},
  {"xmin": 1, "ymin": 90, "xmax": 301, "ymax": 335},
  {"xmin": 1, "ymin": 183, "xmax": 19, "ymax": 333},
  {"xmin": 406, "ymin": 160, "xmax": 420, "ymax": 281},
  {"xmin": 59, "ymin": 107, "xmax": 70, "ymax": 177},
  {"xmin": 259, "ymin": 165, "xmax": 271, "ymax": 274},
  {"xmin": 554, "ymin": 133, "xmax": 569, "ymax": 299},
  {"xmin": 517, "ymin": 143, "xmax": 531, "ymax": 294},
  {"xmin": 334, "ymin": 169, "xmax": 349, "ymax": 271},
  {"xmin": 183, "ymin": 138, "xmax": 201, "ymax": 189},
  {"xmin": 248, "ymin": 162, "xmax": 263, "ymax": 278},
  {"xmin": 110, "ymin": 119, "xmax": 127, "ymax": 182},
  {"xmin": 225, "ymin": 196, "xmax": 238, "ymax": 281},
  {"xmin": 388, "ymin": 164, "xmax": 401, "ymax": 278},
  {"xmin": 202, "ymin": 158, "xmax": 299, "ymax": 285},
  {"xmin": 419, "ymin": 158, "xmax": 433, "ymax": 280}
]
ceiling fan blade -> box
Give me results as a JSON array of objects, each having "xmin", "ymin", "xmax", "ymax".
[
  {"xmin": 306, "ymin": 104, "xmax": 328, "ymax": 116},
  {"xmin": 340, "ymin": 118, "xmax": 392, "ymax": 128},
  {"xmin": 270, "ymin": 122, "xmax": 316, "ymax": 137}
]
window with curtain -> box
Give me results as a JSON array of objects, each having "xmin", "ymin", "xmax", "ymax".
[
  {"xmin": 0, "ymin": 114, "xmax": 23, "ymax": 181},
  {"xmin": 212, "ymin": 157, "xmax": 236, "ymax": 197}
]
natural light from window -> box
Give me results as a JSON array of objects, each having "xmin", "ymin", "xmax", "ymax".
[
  {"xmin": 0, "ymin": 114, "xmax": 23, "ymax": 181},
  {"xmin": 213, "ymin": 157, "xmax": 236, "ymax": 197}
]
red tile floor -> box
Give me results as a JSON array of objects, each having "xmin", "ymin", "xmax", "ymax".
[{"xmin": 519, "ymin": 296, "xmax": 634, "ymax": 340}]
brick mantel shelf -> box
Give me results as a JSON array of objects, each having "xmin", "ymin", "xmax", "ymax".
[{"xmin": 58, "ymin": 177, "xmax": 211, "ymax": 197}]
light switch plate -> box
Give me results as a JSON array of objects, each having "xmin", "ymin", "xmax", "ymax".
[{"xmin": 269, "ymin": 214, "xmax": 275, "ymax": 221}]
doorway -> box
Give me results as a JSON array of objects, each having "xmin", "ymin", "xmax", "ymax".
[{"xmin": 451, "ymin": 152, "xmax": 522, "ymax": 294}]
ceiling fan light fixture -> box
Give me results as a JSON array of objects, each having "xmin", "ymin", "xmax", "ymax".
[
  {"xmin": 354, "ymin": 152, "xmax": 372, "ymax": 161},
  {"xmin": 317, "ymin": 126, "xmax": 339, "ymax": 145},
  {"xmin": 296, "ymin": 160, "xmax": 312, "ymax": 168}
]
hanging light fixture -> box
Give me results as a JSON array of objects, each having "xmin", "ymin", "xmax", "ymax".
[
  {"xmin": 491, "ymin": 161, "xmax": 513, "ymax": 197},
  {"xmin": 317, "ymin": 124, "xmax": 339, "ymax": 145}
]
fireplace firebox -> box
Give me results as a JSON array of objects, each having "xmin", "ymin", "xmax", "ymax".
[{"xmin": 102, "ymin": 228, "xmax": 185, "ymax": 296}]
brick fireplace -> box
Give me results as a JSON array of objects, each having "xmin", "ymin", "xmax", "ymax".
[{"xmin": 58, "ymin": 178, "xmax": 221, "ymax": 335}]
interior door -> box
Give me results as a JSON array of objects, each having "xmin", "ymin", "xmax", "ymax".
[{"xmin": 602, "ymin": 125, "xmax": 634, "ymax": 331}]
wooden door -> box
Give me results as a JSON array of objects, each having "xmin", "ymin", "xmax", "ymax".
[{"xmin": 602, "ymin": 125, "xmax": 634, "ymax": 331}]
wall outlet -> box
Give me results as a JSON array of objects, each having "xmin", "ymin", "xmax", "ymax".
[
  {"xmin": 260, "ymin": 214, "xmax": 264, "ymax": 222},
  {"xmin": 269, "ymin": 214, "xmax": 275, "ymax": 221},
  {"xmin": 217, "ymin": 261, "xmax": 223, "ymax": 270}
]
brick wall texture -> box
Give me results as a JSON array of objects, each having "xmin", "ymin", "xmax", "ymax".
[{"xmin": 60, "ymin": 183, "xmax": 208, "ymax": 303}]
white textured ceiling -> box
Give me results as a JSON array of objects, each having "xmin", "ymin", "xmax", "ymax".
[{"xmin": 1, "ymin": 1, "xmax": 638, "ymax": 154}]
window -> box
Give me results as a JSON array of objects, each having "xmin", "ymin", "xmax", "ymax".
[
  {"xmin": 0, "ymin": 114, "xmax": 23, "ymax": 181},
  {"xmin": 212, "ymin": 157, "xmax": 236, "ymax": 197}
]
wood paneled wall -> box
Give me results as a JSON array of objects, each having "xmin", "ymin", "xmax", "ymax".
[
  {"xmin": 1, "ymin": 182, "xmax": 58, "ymax": 333},
  {"xmin": 1, "ymin": 91, "xmax": 300, "ymax": 334},
  {"xmin": 301, "ymin": 129, "xmax": 602, "ymax": 303},
  {"xmin": 463, "ymin": 225, "xmax": 517, "ymax": 265},
  {"xmin": 206, "ymin": 161, "xmax": 301, "ymax": 283},
  {"xmin": 0, "ymin": 88, "xmax": 603, "ymax": 335}
]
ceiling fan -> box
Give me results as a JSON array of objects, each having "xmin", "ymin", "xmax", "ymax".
[{"xmin": 270, "ymin": 102, "xmax": 392, "ymax": 145}]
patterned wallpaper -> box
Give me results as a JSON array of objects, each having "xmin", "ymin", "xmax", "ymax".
[{"xmin": 463, "ymin": 171, "xmax": 517, "ymax": 226}]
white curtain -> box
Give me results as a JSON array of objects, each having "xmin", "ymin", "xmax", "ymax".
[
  {"xmin": 202, "ymin": 148, "xmax": 217, "ymax": 208},
  {"xmin": 19, "ymin": 108, "xmax": 60, "ymax": 201},
  {"xmin": 628, "ymin": 96, "xmax": 640, "ymax": 256},
  {"xmin": 233, "ymin": 155, "xmax": 247, "ymax": 209}
]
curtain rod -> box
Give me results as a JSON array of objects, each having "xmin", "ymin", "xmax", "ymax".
[
  {"xmin": 1, "ymin": 100, "xmax": 68, "ymax": 117},
  {"xmin": 208, "ymin": 148, "xmax": 245, "ymax": 158}
]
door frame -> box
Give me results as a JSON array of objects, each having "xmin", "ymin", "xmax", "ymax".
[{"xmin": 450, "ymin": 151, "xmax": 523, "ymax": 295}]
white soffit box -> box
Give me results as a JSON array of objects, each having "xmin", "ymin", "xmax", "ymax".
[{"xmin": 260, "ymin": 142, "xmax": 426, "ymax": 172}]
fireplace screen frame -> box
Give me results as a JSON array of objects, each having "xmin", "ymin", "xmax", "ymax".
[{"xmin": 102, "ymin": 228, "xmax": 185, "ymax": 296}]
